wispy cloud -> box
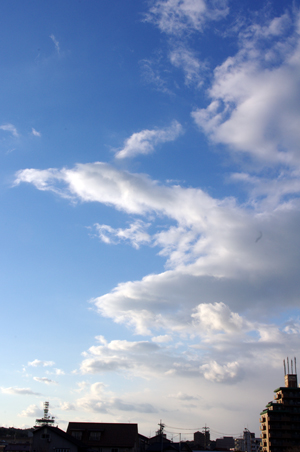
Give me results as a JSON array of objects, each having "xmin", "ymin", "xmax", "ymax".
[
  {"xmin": 145, "ymin": 0, "xmax": 229, "ymax": 35},
  {"xmin": 50, "ymin": 34, "xmax": 60, "ymax": 54},
  {"xmin": 167, "ymin": 392, "xmax": 198, "ymax": 401},
  {"xmin": 0, "ymin": 123, "xmax": 18, "ymax": 137},
  {"xmin": 92, "ymin": 220, "xmax": 151, "ymax": 249},
  {"xmin": 140, "ymin": 57, "xmax": 174, "ymax": 94},
  {"xmin": 115, "ymin": 120, "xmax": 183, "ymax": 159},
  {"xmin": 31, "ymin": 128, "xmax": 41, "ymax": 137},
  {"xmin": 1, "ymin": 387, "xmax": 41, "ymax": 396},
  {"xmin": 28, "ymin": 359, "xmax": 55, "ymax": 367},
  {"xmin": 33, "ymin": 377, "xmax": 57, "ymax": 385}
]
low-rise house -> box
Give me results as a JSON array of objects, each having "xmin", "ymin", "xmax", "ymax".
[
  {"xmin": 66, "ymin": 423, "xmax": 138, "ymax": 452},
  {"xmin": 32, "ymin": 426, "xmax": 82, "ymax": 452}
]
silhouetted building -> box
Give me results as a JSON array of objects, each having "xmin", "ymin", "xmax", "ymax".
[
  {"xmin": 32, "ymin": 426, "xmax": 82, "ymax": 452},
  {"xmin": 194, "ymin": 429, "xmax": 210, "ymax": 449},
  {"xmin": 67, "ymin": 422, "xmax": 138, "ymax": 452},
  {"xmin": 215, "ymin": 436, "xmax": 234, "ymax": 450},
  {"xmin": 260, "ymin": 357, "xmax": 300, "ymax": 452}
]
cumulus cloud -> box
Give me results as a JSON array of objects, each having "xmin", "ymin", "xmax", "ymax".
[
  {"xmin": 74, "ymin": 381, "xmax": 157, "ymax": 415},
  {"xmin": 0, "ymin": 123, "xmax": 18, "ymax": 137},
  {"xmin": 1, "ymin": 387, "xmax": 41, "ymax": 396},
  {"xmin": 14, "ymin": 162, "xmax": 300, "ymax": 331},
  {"xmin": 78, "ymin": 307, "xmax": 297, "ymax": 384},
  {"xmin": 145, "ymin": 0, "xmax": 228, "ymax": 35},
  {"xmin": 192, "ymin": 11, "xmax": 300, "ymax": 168},
  {"xmin": 192, "ymin": 302, "xmax": 249, "ymax": 334},
  {"xmin": 19, "ymin": 404, "xmax": 43, "ymax": 418},
  {"xmin": 28, "ymin": 359, "xmax": 55, "ymax": 367},
  {"xmin": 115, "ymin": 120, "xmax": 183, "ymax": 159},
  {"xmin": 200, "ymin": 361, "xmax": 241, "ymax": 383},
  {"xmin": 80, "ymin": 339, "xmax": 164, "ymax": 376}
]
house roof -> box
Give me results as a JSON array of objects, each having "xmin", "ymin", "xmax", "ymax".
[
  {"xmin": 32, "ymin": 426, "xmax": 83, "ymax": 448},
  {"xmin": 67, "ymin": 423, "xmax": 138, "ymax": 448}
]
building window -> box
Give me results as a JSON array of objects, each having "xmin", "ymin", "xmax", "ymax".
[
  {"xmin": 89, "ymin": 432, "xmax": 101, "ymax": 441},
  {"xmin": 111, "ymin": 448, "xmax": 119, "ymax": 452},
  {"xmin": 55, "ymin": 449, "xmax": 70, "ymax": 452},
  {"xmin": 71, "ymin": 431, "xmax": 83, "ymax": 440},
  {"xmin": 41, "ymin": 434, "xmax": 50, "ymax": 440}
]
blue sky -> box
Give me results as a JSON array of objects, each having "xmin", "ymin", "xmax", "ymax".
[{"xmin": 1, "ymin": 0, "xmax": 300, "ymax": 439}]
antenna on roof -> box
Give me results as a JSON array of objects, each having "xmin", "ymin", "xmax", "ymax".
[
  {"xmin": 295, "ymin": 357, "xmax": 297, "ymax": 375},
  {"xmin": 287, "ymin": 357, "xmax": 290, "ymax": 374},
  {"xmin": 35, "ymin": 401, "xmax": 55, "ymax": 428},
  {"xmin": 291, "ymin": 359, "xmax": 294, "ymax": 374},
  {"xmin": 284, "ymin": 359, "xmax": 286, "ymax": 376}
]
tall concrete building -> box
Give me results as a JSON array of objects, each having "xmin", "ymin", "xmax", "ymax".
[
  {"xmin": 260, "ymin": 358, "xmax": 300, "ymax": 452},
  {"xmin": 235, "ymin": 429, "xmax": 261, "ymax": 452}
]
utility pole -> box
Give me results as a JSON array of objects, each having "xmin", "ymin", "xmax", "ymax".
[
  {"xmin": 158, "ymin": 420, "xmax": 165, "ymax": 452},
  {"xmin": 202, "ymin": 425, "xmax": 210, "ymax": 450}
]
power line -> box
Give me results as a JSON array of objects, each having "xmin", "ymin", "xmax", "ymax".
[
  {"xmin": 164, "ymin": 424, "xmax": 202, "ymax": 431},
  {"xmin": 164, "ymin": 424, "xmax": 241, "ymax": 437}
]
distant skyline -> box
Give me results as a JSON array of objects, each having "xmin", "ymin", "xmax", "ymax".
[{"xmin": 1, "ymin": 0, "xmax": 300, "ymax": 439}]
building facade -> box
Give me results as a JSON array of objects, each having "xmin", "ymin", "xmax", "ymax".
[{"xmin": 260, "ymin": 364, "xmax": 300, "ymax": 452}]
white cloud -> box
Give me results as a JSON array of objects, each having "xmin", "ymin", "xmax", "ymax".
[
  {"xmin": 19, "ymin": 404, "xmax": 43, "ymax": 418},
  {"xmin": 50, "ymin": 34, "xmax": 60, "ymax": 54},
  {"xmin": 1, "ymin": 387, "xmax": 41, "ymax": 396},
  {"xmin": 115, "ymin": 120, "xmax": 183, "ymax": 159},
  {"xmin": 169, "ymin": 46, "xmax": 205, "ymax": 87},
  {"xmin": 92, "ymin": 220, "xmax": 151, "ymax": 249},
  {"xmin": 145, "ymin": 0, "xmax": 228, "ymax": 35},
  {"xmin": 152, "ymin": 335, "xmax": 173, "ymax": 343},
  {"xmin": 60, "ymin": 402, "xmax": 76, "ymax": 411},
  {"xmin": 167, "ymin": 391, "xmax": 198, "ymax": 400},
  {"xmin": 140, "ymin": 57, "xmax": 174, "ymax": 94},
  {"xmin": 80, "ymin": 339, "xmax": 164, "ymax": 376},
  {"xmin": 33, "ymin": 377, "xmax": 57, "ymax": 385},
  {"xmin": 28, "ymin": 359, "xmax": 55, "ymax": 367},
  {"xmin": 200, "ymin": 361, "xmax": 241, "ymax": 383},
  {"xmin": 11, "ymin": 5, "xmax": 300, "ymax": 435},
  {"xmin": 14, "ymin": 162, "xmax": 300, "ymax": 332},
  {"xmin": 0, "ymin": 123, "xmax": 18, "ymax": 137},
  {"xmin": 14, "ymin": 8, "xmax": 300, "ymax": 387},
  {"xmin": 72, "ymin": 381, "xmax": 157, "ymax": 415},
  {"xmin": 192, "ymin": 11, "xmax": 300, "ymax": 168},
  {"xmin": 31, "ymin": 128, "xmax": 41, "ymax": 137},
  {"xmin": 192, "ymin": 302, "xmax": 249, "ymax": 334}
]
